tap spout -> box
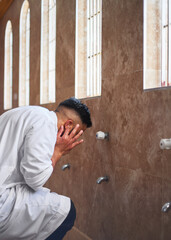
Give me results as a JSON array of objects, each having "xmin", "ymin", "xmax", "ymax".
[
  {"xmin": 96, "ymin": 176, "xmax": 109, "ymax": 184},
  {"xmin": 161, "ymin": 202, "xmax": 171, "ymax": 213}
]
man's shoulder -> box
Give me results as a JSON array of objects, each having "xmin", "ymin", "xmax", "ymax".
[
  {"xmin": 22, "ymin": 106, "xmax": 54, "ymax": 123},
  {"xmin": 9, "ymin": 106, "xmax": 50, "ymax": 116},
  {"xmin": 1, "ymin": 106, "xmax": 53, "ymax": 125}
]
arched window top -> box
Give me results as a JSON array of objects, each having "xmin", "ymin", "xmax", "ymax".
[
  {"xmin": 20, "ymin": 0, "xmax": 30, "ymax": 37},
  {"xmin": 4, "ymin": 20, "xmax": 13, "ymax": 110},
  {"xmin": 20, "ymin": 0, "xmax": 29, "ymax": 18},
  {"xmin": 5, "ymin": 20, "xmax": 12, "ymax": 36}
]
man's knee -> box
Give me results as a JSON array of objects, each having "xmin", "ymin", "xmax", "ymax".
[
  {"xmin": 68, "ymin": 200, "xmax": 76, "ymax": 227},
  {"xmin": 45, "ymin": 200, "xmax": 76, "ymax": 240}
]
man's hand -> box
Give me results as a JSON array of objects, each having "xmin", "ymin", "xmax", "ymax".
[{"xmin": 51, "ymin": 124, "xmax": 83, "ymax": 167}]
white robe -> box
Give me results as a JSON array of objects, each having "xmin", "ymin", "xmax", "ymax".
[{"xmin": 0, "ymin": 106, "xmax": 70, "ymax": 240}]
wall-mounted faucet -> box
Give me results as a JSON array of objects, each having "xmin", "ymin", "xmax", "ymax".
[
  {"xmin": 96, "ymin": 176, "xmax": 109, "ymax": 184},
  {"xmin": 96, "ymin": 131, "xmax": 109, "ymax": 140},
  {"xmin": 160, "ymin": 139, "xmax": 171, "ymax": 149},
  {"xmin": 161, "ymin": 202, "xmax": 171, "ymax": 213},
  {"xmin": 61, "ymin": 163, "xmax": 70, "ymax": 171}
]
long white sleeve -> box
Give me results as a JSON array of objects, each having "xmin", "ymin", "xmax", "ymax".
[{"xmin": 20, "ymin": 119, "xmax": 56, "ymax": 191}]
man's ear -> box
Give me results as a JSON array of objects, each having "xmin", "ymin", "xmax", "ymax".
[{"xmin": 64, "ymin": 119, "xmax": 74, "ymax": 131}]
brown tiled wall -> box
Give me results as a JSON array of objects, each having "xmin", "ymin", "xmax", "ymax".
[{"xmin": 0, "ymin": 0, "xmax": 171, "ymax": 239}]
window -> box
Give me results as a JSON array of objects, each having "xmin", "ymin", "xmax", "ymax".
[
  {"xmin": 144, "ymin": 0, "xmax": 171, "ymax": 89},
  {"xmin": 4, "ymin": 20, "xmax": 13, "ymax": 110},
  {"xmin": 40, "ymin": 0, "xmax": 56, "ymax": 104},
  {"xmin": 19, "ymin": 0, "xmax": 30, "ymax": 106},
  {"xmin": 75, "ymin": 0, "xmax": 102, "ymax": 99}
]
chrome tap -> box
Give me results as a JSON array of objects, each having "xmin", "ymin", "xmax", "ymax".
[{"xmin": 161, "ymin": 202, "xmax": 171, "ymax": 213}]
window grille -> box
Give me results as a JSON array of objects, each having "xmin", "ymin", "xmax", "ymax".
[
  {"xmin": 75, "ymin": 0, "xmax": 102, "ymax": 99},
  {"xmin": 144, "ymin": 0, "xmax": 171, "ymax": 89},
  {"xmin": 87, "ymin": 0, "xmax": 102, "ymax": 97}
]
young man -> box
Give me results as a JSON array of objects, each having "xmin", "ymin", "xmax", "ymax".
[{"xmin": 0, "ymin": 97, "xmax": 92, "ymax": 240}]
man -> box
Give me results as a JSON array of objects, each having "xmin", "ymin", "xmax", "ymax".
[{"xmin": 0, "ymin": 97, "xmax": 92, "ymax": 240}]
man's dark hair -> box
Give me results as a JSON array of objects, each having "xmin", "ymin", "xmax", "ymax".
[{"xmin": 55, "ymin": 97, "xmax": 92, "ymax": 128}]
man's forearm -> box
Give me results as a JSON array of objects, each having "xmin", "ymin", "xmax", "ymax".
[{"xmin": 51, "ymin": 150, "xmax": 62, "ymax": 168}]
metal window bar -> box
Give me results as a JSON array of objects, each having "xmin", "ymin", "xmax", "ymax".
[
  {"xmin": 99, "ymin": 0, "xmax": 102, "ymax": 95},
  {"xmin": 97, "ymin": 0, "xmax": 101, "ymax": 95},
  {"xmin": 75, "ymin": 0, "xmax": 78, "ymax": 98},
  {"xmin": 87, "ymin": 0, "xmax": 102, "ymax": 97},
  {"xmin": 143, "ymin": 0, "xmax": 147, "ymax": 90},
  {"xmin": 161, "ymin": 0, "xmax": 168, "ymax": 87},
  {"xmin": 97, "ymin": 0, "xmax": 100, "ymax": 94},
  {"xmin": 9, "ymin": 28, "xmax": 13, "ymax": 107},
  {"xmin": 48, "ymin": 0, "xmax": 56, "ymax": 103},
  {"xmin": 169, "ymin": 0, "xmax": 171, "ymax": 85},
  {"xmin": 26, "ymin": 8, "xmax": 30, "ymax": 106},
  {"xmin": 93, "ymin": 0, "xmax": 97, "ymax": 96}
]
